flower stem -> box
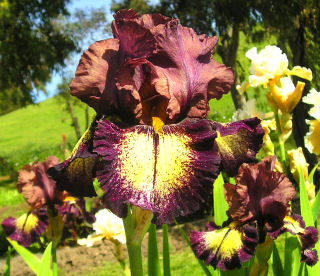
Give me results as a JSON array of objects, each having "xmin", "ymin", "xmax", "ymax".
[
  {"xmin": 123, "ymin": 206, "xmax": 152, "ymax": 276},
  {"xmin": 274, "ymin": 109, "xmax": 286, "ymax": 164},
  {"xmin": 52, "ymin": 244, "xmax": 58, "ymax": 276},
  {"xmin": 126, "ymin": 241, "xmax": 143, "ymax": 276}
]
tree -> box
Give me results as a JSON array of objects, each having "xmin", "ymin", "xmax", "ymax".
[
  {"xmin": 0, "ymin": 0, "xmax": 77, "ymax": 114},
  {"xmin": 55, "ymin": 7, "xmax": 109, "ymax": 139},
  {"xmin": 256, "ymin": 0, "xmax": 320, "ymax": 171}
]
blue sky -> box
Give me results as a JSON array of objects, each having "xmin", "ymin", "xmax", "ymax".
[{"xmin": 36, "ymin": 0, "xmax": 113, "ymax": 102}]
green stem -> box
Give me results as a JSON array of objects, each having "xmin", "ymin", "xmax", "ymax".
[
  {"xmin": 123, "ymin": 208, "xmax": 145, "ymax": 276},
  {"xmin": 162, "ymin": 224, "xmax": 171, "ymax": 276},
  {"xmin": 52, "ymin": 244, "xmax": 58, "ymax": 276},
  {"xmin": 126, "ymin": 242, "xmax": 143, "ymax": 276},
  {"xmin": 274, "ymin": 109, "xmax": 286, "ymax": 164},
  {"xmin": 148, "ymin": 224, "xmax": 161, "ymax": 276}
]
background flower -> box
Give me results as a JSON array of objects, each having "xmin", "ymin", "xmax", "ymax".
[{"xmin": 78, "ymin": 208, "xmax": 126, "ymax": 246}]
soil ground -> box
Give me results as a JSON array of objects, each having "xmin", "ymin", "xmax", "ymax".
[{"xmin": 0, "ymin": 220, "xmax": 207, "ymax": 276}]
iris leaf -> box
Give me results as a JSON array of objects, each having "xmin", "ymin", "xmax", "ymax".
[
  {"xmin": 3, "ymin": 246, "xmax": 12, "ymax": 276},
  {"xmin": 37, "ymin": 242, "xmax": 52, "ymax": 276},
  {"xmin": 299, "ymin": 168, "xmax": 320, "ymax": 276},
  {"xmin": 174, "ymin": 221, "xmax": 214, "ymax": 276},
  {"xmin": 299, "ymin": 168, "xmax": 313, "ymax": 227},
  {"xmin": 7, "ymin": 238, "xmax": 41, "ymax": 274},
  {"xmin": 213, "ymin": 173, "xmax": 228, "ymax": 226},
  {"xmin": 311, "ymin": 189, "xmax": 320, "ymax": 223},
  {"xmin": 272, "ymin": 242, "xmax": 284, "ymax": 276}
]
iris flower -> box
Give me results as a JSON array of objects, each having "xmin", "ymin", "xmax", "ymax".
[
  {"xmin": 48, "ymin": 9, "xmax": 264, "ymax": 226},
  {"xmin": 303, "ymin": 88, "xmax": 320, "ymax": 156},
  {"xmin": 1, "ymin": 157, "xmax": 93, "ymax": 246},
  {"xmin": 78, "ymin": 208, "xmax": 126, "ymax": 247},
  {"xmin": 238, "ymin": 46, "xmax": 312, "ymax": 114},
  {"xmin": 190, "ymin": 156, "xmax": 318, "ymax": 270}
]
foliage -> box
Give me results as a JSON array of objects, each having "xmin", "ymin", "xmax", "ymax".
[{"xmin": 0, "ymin": 0, "xmax": 77, "ymax": 114}]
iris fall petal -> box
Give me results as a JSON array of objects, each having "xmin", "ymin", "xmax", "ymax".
[
  {"xmin": 93, "ymin": 118, "xmax": 220, "ymax": 224},
  {"xmin": 211, "ymin": 117, "xmax": 264, "ymax": 176},
  {"xmin": 190, "ymin": 221, "xmax": 258, "ymax": 270}
]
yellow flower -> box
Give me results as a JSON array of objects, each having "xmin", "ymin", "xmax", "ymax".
[
  {"xmin": 305, "ymin": 119, "xmax": 320, "ymax": 156},
  {"xmin": 231, "ymin": 99, "xmax": 262, "ymax": 121},
  {"xmin": 303, "ymin": 88, "xmax": 320, "ymax": 120},
  {"xmin": 288, "ymin": 147, "xmax": 309, "ymax": 183},
  {"xmin": 267, "ymin": 77, "xmax": 305, "ymax": 113},
  {"xmin": 246, "ymin": 46, "xmax": 288, "ymax": 87},
  {"xmin": 245, "ymin": 46, "xmax": 312, "ymax": 89},
  {"xmin": 78, "ymin": 209, "xmax": 126, "ymax": 247}
]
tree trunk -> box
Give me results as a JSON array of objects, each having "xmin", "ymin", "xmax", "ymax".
[
  {"xmin": 67, "ymin": 98, "xmax": 82, "ymax": 140},
  {"xmin": 222, "ymin": 24, "xmax": 246, "ymax": 110},
  {"xmin": 291, "ymin": 16, "xmax": 319, "ymax": 186}
]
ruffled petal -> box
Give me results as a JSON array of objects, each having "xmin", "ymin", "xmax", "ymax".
[
  {"xmin": 17, "ymin": 156, "xmax": 60, "ymax": 208},
  {"xmin": 149, "ymin": 20, "xmax": 233, "ymax": 122},
  {"xmin": 112, "ymin": 10, "xmax": 157, "ymax": 59},
  {"xmin": 305, "ymin": 119, "xmax": 320, "ymax": 155},
  {"xmin": 70, "ymin": 39, "xmax": 121, "ymax": 115},
  {"xmin": 287, "ymin": 66, "xmax": 313, "ymax": 81},
  {"xmin": 1, "ymin": 209, "xmax": 48, "ymax": 247},
  {"xmin": 48, "ymin": 123, "xmax": 98, "ymax": 198},
  {"xmin": 93, "ymin": 118, "xmax": 220, "ymax": 224},
  {"xmin": 269, "ymin": 213, "xmax": 318, "ymax": 266},
  {"xmin": 190, "ymin": 221, "xmax": 258, "ymax": 270},
  {"xmin": 211, "ymin": 118, "xmax": 264, "ymax": 176},
  {"xmin": 225, "ymin": 156, "xmax": 296, "ymax": 232}
]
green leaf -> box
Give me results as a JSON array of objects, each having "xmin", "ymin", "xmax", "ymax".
[
  {"xmin": 7, "ymin": 238, "xmax": 41, "ymax": 274},
  {"xmin": 272, "ymin": 242, "xmax": 284, "ymax": 276},
  {"xmin": 213, "ymin": 173, "xmax": 228, "ymax": 226},
  {"xmin": 148, "ymin": 224, "xmax": 161, "ymax": 276},
  {"xmin": 299, "ymin": 168, "xmax": 320, "ymax": 276},
  {"xmin": 299, "ymin": 168, "xmax": 313, "ymax": 227},
  {"xmin": 174, "ymin": 221, "xmax": 213, "ymax": 276},
  {"xmin": 3, "ymin": 246, "xmax": 12, "ymax": 276},
  {"xmin": 308, "ymin": 163, "xmax": 318, "ymax": 184},
  {"xmin": 162, "ymin": 224, "xmax": 171, "ymax": 276},
  {"xmin": 311, "ymin": 188, "xmax": 320, "ymax": 222},
  {"xmin": 283, "ymin": 235, "xmax": 300, "ymax": 276},
  {"xmin": 38, "ymin": 242, "xmax": 53, "ymax": 276}
]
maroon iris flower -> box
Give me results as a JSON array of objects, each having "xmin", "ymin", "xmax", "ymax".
[
  {"xmin": 1, "ymin": 157, "xmax": 93, "ymax": 247},
  {"xmin": 190, "ymin": 156, "xmax": 318, "ymax": 270},
  {"xmin": 48, "ymin": 9, "xmax": 264, "ymax": 225}
]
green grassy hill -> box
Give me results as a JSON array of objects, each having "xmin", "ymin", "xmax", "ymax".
[
  {"xmin": 0, "ymin": 93, "xmax": 236, "ymax": 173},
  {"xmin": 0, "ymin": 97, "xmax": 94, "ymax": 171}
]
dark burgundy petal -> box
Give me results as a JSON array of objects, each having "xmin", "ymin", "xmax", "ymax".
[
  {"xmin": 17, "ymin": 157, "xmax": 60, "ymax": 208},
  {"xmin": 190, "ymin": 221, "xmax": 258, "ymax": 270},
  {"xmin": 211, "ymin": 117, "xmax": 264, "ymax": 176},
  {"xmin": 101, "ymin": 192, "xmax": 128, "ymax": 218},
  {"xmin": 301, "ymin": 249, "xmax": 318, "ymax": 266},
  {"xmin": 93, "ymin": 118, "xmax": 220, "ymax": 224},
  {"xmin": 149, "ymin": 20, "xmax": 233, "ymax": 122},
  {"xmin": 1, "ymin": 209, "xmax": 48, "ymax": 247},
  {"xmin": 48, "ymin": 124, "xmax": 98, "ymax": 198},
  {"xmin": 270, "ymin": 213, "xmax": 318, "ymax": 266},
  {"xmin": 70, "ymin": 39, "xmax": 121, "ymax": 115},
  {"xmin": 225, "ymin": 156, "xmax": 296, "ymax": 230},
  {"xmin": 112, "ymin": 11, "xmax": 157, "ymax": 59}
]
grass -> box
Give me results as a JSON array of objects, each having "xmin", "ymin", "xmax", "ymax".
[
  {"xmin": 0, "ymin": 96, "xmax": 94, "ymax": 171},
  {"xmin": 81, "ymin": 247, "xmax": 205, "ymax": 276}
]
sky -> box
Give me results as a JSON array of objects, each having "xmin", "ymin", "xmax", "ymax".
[{"xmin": 36, "ymin": 0, "xmax": 113, "ymax": 102}]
